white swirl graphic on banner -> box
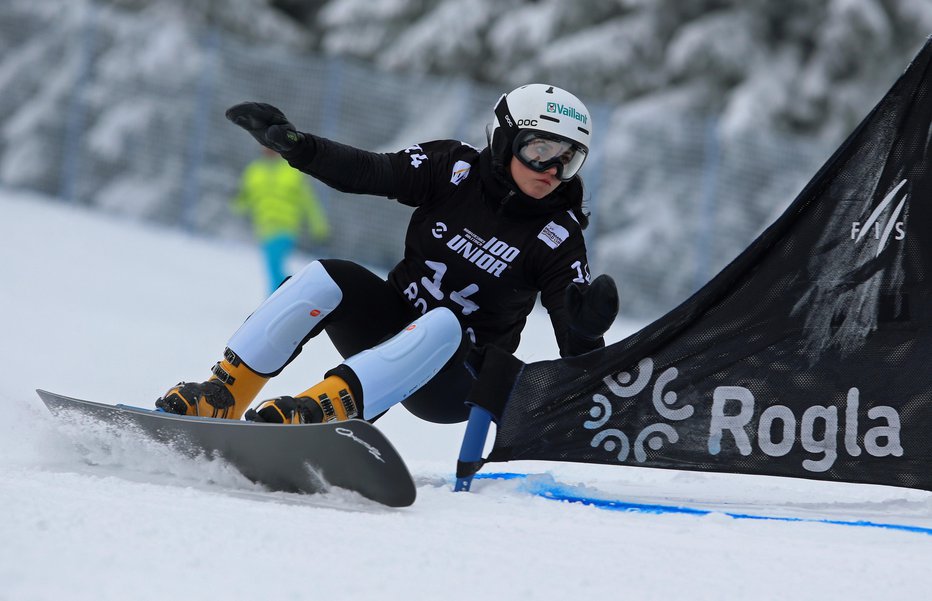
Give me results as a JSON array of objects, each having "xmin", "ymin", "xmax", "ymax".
[
  {"xmin": 587, "ymin": 357, "xmax": 692, "ymax": 463},
  {"xmin": 602, "ymin": 358, "xmax": 653, "ymax": 397},
  {"xmin": 652, "ymin": 367, "xmax": 693, "ymax": 421},
  {"xmin": 584, "ymin": 394, "xmax": 612, "ymax": 430},
  {"xmin": 634, "ymin": 424, "xmax": 680, "ymax": 462},
  {"xmin": 590, "ymin": 429, "xmax": 630, "ymax": 461}
]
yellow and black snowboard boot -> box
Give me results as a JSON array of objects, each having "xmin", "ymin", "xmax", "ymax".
[
  {"xmin": 245, "ymin": 375, "xmax": 358, "ymax": 424},
  {"xmin": 156, "ymin": 349, "xmax": 268, "ymax": 419}
]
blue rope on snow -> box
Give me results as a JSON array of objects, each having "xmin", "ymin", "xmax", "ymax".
[{"xmin": 472, "ymin": 472, "xmax": 932, "ymax": 536}]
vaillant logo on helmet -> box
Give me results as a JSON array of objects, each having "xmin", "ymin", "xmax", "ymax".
[
  {"xmin": 850, "ymin": 178, "xmax": 908, "ymax": 256},
  {"xmin": 546, "ymin": 102, "xmax": 588, "ymax": 124}
]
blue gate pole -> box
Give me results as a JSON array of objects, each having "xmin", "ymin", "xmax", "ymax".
[{"xmin": 454, "ymin": 405, "xmax": 493, "ymax": 492}]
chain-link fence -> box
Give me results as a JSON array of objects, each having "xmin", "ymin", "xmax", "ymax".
[{"xmin": 0, "ymin": 4, "xmax": 834, "ymax": 320}]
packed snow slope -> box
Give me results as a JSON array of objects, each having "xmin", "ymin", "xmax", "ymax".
[{"xmin": 1, "ymin": 189, "xmax": 930, "ymax": 601}]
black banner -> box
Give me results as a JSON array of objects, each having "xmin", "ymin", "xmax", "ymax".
[{"xmin": 482, "ymin": 37, "xmax": 932, "ymax": 491}]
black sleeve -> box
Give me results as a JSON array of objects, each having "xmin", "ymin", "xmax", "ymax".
[
  {"xmin": 282, "ymin": 136, "xmax": 473, "ymax": 208},
  {"xmin": 535, "ymin": 218, "xmax": 604, "ymax": 358},
  {"xmin": 281, "ymin": 133, "xmax": 396, "ymax": 196},
  {"xmin": 385, "ymin": 140, "xmax": 475, "ymax": 207}
]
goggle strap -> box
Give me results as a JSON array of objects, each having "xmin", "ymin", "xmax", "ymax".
[{"xmin": 494, "ymin": 94, "xmax": 519, "ymax": 137}]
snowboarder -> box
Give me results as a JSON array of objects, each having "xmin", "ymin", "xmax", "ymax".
[
  {"xmin": 232, "ymin": 146, "xmax": 330, "ymax": 295},
  {"xmin": 155, "ymin": 83, "xmax": 619, "ymax": 426}
]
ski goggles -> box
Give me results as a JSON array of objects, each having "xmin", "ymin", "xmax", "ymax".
[{"xmin": 513, "ymin": 130, "xmax": 588, "ymax": 181}]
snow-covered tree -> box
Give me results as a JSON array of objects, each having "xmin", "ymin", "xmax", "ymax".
[
  {"xmin": 311, "ymin": 0, "xmax": 932, "ymax": 141},
  {"xmin": 4, "ymin": 0, "xmax": 932, "ymax": 317}
]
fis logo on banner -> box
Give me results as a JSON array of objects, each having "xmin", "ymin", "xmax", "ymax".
[
  {"xmin": 850, "ymin": 178, "xmax": 908, "ymax": 256},
  {"xmin": 584, "ymin": 358, "xmax": 903, "ymax": 473}
]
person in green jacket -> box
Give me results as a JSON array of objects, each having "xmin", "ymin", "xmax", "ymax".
[{"xmin": 233, "ymin": 146, "xmax": 330, "ymax": 294}]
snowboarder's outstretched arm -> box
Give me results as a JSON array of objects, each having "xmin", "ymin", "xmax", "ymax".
[{"xmin": 226, "ymin": 102, "xmax": 396, "ymax": 197}]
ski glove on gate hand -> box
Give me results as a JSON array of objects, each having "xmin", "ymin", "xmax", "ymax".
[
  {"xmin": 225, "ymin": 102, "xmax": 304, "ymax": 153},
  {"xmin": 565, "ymin": 274, "xmax": 619, "ymax": 346}
]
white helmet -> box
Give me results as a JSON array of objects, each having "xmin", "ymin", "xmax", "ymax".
[{"xmin": 492, "ymin": 83, "xmax": 592, "ymax": 181}]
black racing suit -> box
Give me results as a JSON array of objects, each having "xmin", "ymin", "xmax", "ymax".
[{"xmin": 281, "ymin": 136, "xmax": 602, "ymax": 422}]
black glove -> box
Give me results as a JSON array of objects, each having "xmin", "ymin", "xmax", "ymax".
[
  {"xmin": 225, "ymin": 102, "xmax": 304, "ymax": 153},
  {"xmin": 565, "ymin": 274, "xmax": 619, "ymax": 341}
]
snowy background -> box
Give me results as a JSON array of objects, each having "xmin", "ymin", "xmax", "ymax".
[
  {"xmin": 4, "ymin": 1, "xmax": 932, "ymax": 318},
  {"xmin": 2, "ymin": 190, "xmax": 932, "ymax": 601},
  {"xmin": 3, "ymin": 1, "xmax": 932, "ymax": 598}
]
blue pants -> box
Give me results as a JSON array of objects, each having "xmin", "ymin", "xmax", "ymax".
[{"xmin": 262, "ymin": 235, "xmax": 295, "ymax": 295}]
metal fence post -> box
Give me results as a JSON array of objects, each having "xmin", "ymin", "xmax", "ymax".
[
  {"xmin": 695, "ymin": 115, "xmax": 721, "ymax": 290},
  {"xmin": 59, "ymin": 2, "xmax": 97, "ymax": 204},
  {"xmin": 181, "ymin": 27, "xmax": 221, "ymax": 232},
  {"xmin": 315, "ymin": 56, "xmax": 345, "ymax": 211},
  {"xmin": 452, "ymin": 78, "xmax": 473, "ymax": 143},
  {"xmin": 586, "ymin": 102, "xmax": 612, "ymax": 271}
]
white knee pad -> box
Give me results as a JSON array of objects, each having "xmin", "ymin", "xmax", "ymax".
[
  {"xmin": 228, "ymin": 261, "xmax": 343, "ymax": 375},
  {"xmin": 339, "ymin": 307, "xmax": 463, "ymax": 420}
]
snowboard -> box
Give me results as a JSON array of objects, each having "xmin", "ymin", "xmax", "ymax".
[{"xmin": 36, "ymin": 389, "xmax": 416, "ymax": 507}]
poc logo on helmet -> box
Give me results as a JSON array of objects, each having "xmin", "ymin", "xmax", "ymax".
[{"xmin": 516, "ymin": 119, "xmax": 538, "ymax": 127}]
